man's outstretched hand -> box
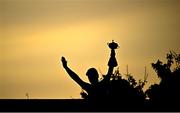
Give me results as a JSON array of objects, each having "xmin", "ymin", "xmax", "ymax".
[{"xmin": 61, "ymin": 56, "xmax": 67, "ymax": 68}]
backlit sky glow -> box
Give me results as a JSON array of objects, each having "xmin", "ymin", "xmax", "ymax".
[{"xmin": 0, "ymin": 0, "xmax": 180, "ymax": 99}]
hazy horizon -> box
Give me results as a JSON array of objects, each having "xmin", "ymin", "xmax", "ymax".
[{"xmin": 0, "ymin": 0, "xmax": 180, "ymax": 99}]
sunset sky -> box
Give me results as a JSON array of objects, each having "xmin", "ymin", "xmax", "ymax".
[{"xmin": 0, "ymin": 0, "xmax": 180, "ymax": 99}]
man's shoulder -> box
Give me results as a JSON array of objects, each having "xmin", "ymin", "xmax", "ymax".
[
  {"xmin": 82, "ymin": 82, "xmax": 91, "ymax": 89},
  {"xmin": 99, "ymin": 78, "xmax": 110, "ymax": 85}
]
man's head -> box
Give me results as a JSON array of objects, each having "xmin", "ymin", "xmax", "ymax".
[{"xmin": 86, "ymin": 68, "xmax": 99, "ymax": 84}]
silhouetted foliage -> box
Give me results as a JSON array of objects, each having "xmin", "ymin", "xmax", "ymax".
[
  {"xmin": 79, "ymin": 51, "xmax": 180, "ymax": 110},
  {"xmin": 146, "ymin": 51, "xmax": 180, "ymax": 109}
]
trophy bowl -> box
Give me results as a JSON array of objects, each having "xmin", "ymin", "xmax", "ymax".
[{"xmin": 107, "ymin": 40, "xmax": 119, "ymax": 49}]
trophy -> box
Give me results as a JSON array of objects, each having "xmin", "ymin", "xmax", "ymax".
[
  {"xmin": 107, "ymin": 40, "xmax": 119, "ymax": 50},
  {"xmin": 107, "ymin": 40, "xmax": 119, "ymax": 67}
]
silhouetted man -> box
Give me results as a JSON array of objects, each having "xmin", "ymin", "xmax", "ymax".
[{"xmin": 61, "ymin": 42, "xmax": 118, "ymax": 101}]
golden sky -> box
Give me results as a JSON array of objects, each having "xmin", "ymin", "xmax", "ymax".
[{"xmin": 0, "ymin": 0, "xmax": 180, "ymax": 99}]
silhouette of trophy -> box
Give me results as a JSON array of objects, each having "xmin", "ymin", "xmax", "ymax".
[{"xmin": 107, "ymin": 40, "xmax": 119, "ymax": 67}]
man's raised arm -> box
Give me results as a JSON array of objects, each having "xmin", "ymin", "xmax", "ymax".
[
  {"xmin": 61, "ymin": 57, "xmax": 87, "ymax": 88},
  {"xmin": 104, "ymin": 49, "xmax": 118, "ymax": 81}
]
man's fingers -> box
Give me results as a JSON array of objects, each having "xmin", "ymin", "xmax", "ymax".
[
  {"xmin": 61, "ymin": 56, "xmax": 67, "ymax": 62},
  {"xmin": 61, "ymin": 56, "xmax": 65, "ymax": 60}
]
